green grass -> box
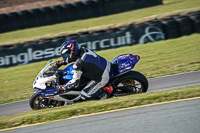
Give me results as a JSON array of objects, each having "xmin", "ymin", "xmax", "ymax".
[
  {"xmin": 0, "ymin": 0, "xmax": 200, "ymax": 44},
  {"xmin": 1, "ymin": 85, "xmax": 200, "ymax": 129},
  {"xmin": 0, "ymin": 33, "xmax": 200, "ymax": 104}
]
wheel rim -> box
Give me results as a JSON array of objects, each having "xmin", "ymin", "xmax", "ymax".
[
  {"xmin": 117, "ymin": 79, "xmax": 144, "ymax": 93},
  {"xmin": 33, "ymin": 95, "xmax": 47, "ymax": 109},
  {"xmin": 33, "ymin": 94, "xmax": 64, "ymax": 109}
]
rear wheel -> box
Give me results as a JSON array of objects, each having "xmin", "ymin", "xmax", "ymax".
[
  {"xmin": 113, "ymin": 71, "xmax": 148, "ymax": 96},
  {"xmin": 29, "ymin": 91, "xmax": 64, "ymax": 110}
]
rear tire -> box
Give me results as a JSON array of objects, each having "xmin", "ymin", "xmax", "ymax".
[{"xmin": 114, "ymin": 71, "xmax": 148, "ymax": 94}]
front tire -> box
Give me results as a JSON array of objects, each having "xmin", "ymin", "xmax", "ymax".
[
  {"xmin": 29, "ymin": 91, "xmax": 64, "ymax": 110},
  {"xmin": 114, "ymin": 71, "xmax": 148, "ymax": 95},
  {"xmin": 29, "ymin": 91, "xmax": 49, "ymax": 110}
]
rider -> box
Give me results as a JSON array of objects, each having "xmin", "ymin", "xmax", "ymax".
[{"xmin": 55, "ymin": 40, "xmax": 113, "ymax": 100}]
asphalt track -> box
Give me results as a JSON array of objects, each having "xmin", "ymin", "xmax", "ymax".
[
  {"xmin": 0, "ymin": 71, "xmax": 200, "ymax": 116},
  {"xmin": 1, "ymin": 97, "xmax": 200, "ymax": 133}
]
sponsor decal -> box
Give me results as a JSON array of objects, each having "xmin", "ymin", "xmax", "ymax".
[
  {"xmin": 118, "ymin": 54, "xmax": 130, "ymax": 59},
  {"xmin": 126, "ymin": 66, "xmax": 132, "ymax": 69},
  {"xmin": 49, "ymin": 96, "xmax": 55, "ymax": 99},
  {"xmin": 39, "ymin": 82, "xmax": 45, "ymax": 85},
  {"xmin": 120, "ymin": 66, "xmax": 132, "ymax": 72},
  {"xmin": 119, "ymin": 63, "xmax": 131, "ymax": 69},
  {"xmin": 48, "ymin": 76, "xmax": 56, "ymax": 80},
  {"xmin": 45, "ymin": 93, "xmax": 54, "ymax": 96}
]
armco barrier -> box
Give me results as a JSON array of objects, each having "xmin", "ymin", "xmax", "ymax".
[
  {"xmin": 0, "ymin": 11, "xmax": 200, "ymax": 67},
  {"xmin": 160, "ymin": 17, "xmax": 180, "ymax": 39},
  {"xmin": 174, "ymin": 15, "xmax": 193, "ymax": 36},
  {"xmin": 0, "ymin": 0, "xmax": 163, "ymax": 33},
  {"xmin": 188, "ymin": 12, "xmax": 200, "ymax": 33}
]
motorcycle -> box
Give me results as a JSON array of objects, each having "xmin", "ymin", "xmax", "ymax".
[{"xmin": 29, "ymin": 54, "xmax": 148, "ymax": 110}]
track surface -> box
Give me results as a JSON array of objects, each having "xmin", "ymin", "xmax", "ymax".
[
  {"xmin": 2, "ymin": 97, "xmax": 200, "ymax": 133},
  {"xmin": 0, "ymin": 71, "xmax": 200, "ymax": 116}
]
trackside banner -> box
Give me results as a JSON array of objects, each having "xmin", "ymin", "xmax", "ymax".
[{"xmin": 0, "ymin": 24, "xmax": 165, "ymax": 67}]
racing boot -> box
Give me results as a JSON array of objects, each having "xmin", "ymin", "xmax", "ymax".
[{"xmin": 99, "ymin": 86, "xmax": 113, "ymax": 100}]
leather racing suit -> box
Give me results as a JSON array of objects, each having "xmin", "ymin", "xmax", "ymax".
[{"xmin": 61, "ymin": 47, "xmax": 111, "ymax": 99}]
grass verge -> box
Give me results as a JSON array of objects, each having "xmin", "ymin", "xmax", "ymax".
[
  {"xmin": 0, "ymin": 33, "xmax": 200, "ymax": 104},
  {"xmin": 0, "ymin": 85, "xmax": 200, "ymax": 129},
  {"xmin": 0, "ymin": 0, "xmax": 200, "ymax": 44}
]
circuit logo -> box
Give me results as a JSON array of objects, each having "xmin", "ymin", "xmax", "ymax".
[{"xmin": 139, "ymin": 26, "xmax": 165, "ymax": 44}]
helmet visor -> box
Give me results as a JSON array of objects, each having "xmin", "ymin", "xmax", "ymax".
[{"xmin": 61, "ymin": 49, "xmax": 71, "ymax": 61}]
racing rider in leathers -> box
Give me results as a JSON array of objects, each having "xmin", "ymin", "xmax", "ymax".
[{"xmin": 55, "ymin": 40, "xmax": 113, "ymax": 100}]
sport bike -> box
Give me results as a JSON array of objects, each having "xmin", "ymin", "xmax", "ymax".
[{"xmin": 29, "ymin": 54, "xmax": 148, "ymax": 110}]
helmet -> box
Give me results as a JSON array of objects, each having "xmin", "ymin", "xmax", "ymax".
[{"xmin": 60, "ymin": 40, "xmax": 80, "ymax": 63}]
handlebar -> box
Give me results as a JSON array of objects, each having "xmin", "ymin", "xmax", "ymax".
[{"xmin": 49, "ymin": 64, "xmax": 58, "ymax": 72}]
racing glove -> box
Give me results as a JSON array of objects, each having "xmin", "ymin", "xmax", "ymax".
[{"xmin": 55, "ymin": 61, "xmax": 62, "ymax": 68}]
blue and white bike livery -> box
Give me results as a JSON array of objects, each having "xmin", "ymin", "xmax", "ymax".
[{"xmin": 29, "ymin": 54, "xmax": 148, "ymax": 110}]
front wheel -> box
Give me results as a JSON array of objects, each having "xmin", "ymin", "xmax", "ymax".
[
  {"xmin": 113, "ymin": 71, "xmax": 148, "ymax": 95},
  {"xmin": 29, "ymin": 91, "xmax": 64, "ymax": 110}
]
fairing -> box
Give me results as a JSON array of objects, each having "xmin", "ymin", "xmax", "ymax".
[
  {"xmin": 62, "ymin": 63, "xmax": 74, "ymax": 82},
  {"xmin": 110, "ymin": 54, "xmax": 140, "ymax": 77}
]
